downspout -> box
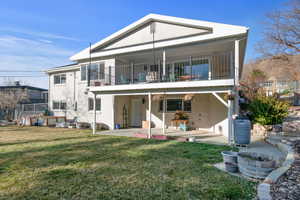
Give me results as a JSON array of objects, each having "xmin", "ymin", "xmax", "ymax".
[{"xmin": 48, "ymin": 73, "xmax": 51, "ymax": 112}]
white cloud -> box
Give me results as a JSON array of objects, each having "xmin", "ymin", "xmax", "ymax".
[
  {"xmin": 0, "ymin": 35, "xmax": 76, "ymax": 88},
  {"xmin": 0, "ymin": 27, "xmax": 83, "ymax": 42},
  {"xmin": 38, "ymin": 39, "xmax": 53, "ymax": 44}
]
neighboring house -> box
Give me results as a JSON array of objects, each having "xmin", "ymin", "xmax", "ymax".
[
  {"xmin": 46, "ymin": 14, "xmax": 248, "ymax": 139},
  {"xmin": 242, "ymin": 55, "xmax": 300, "ymax": 105},
  {"xmin": 0, "ymin": 81, "xmax": 48, "ymax": 120},
  {"xmin": 261, "ymin": 78, "xmax": 300, "ymax": 105}
]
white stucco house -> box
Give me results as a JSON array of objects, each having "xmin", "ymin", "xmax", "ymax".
[{"xmin": 46, "ymin": 14, "xmax": 248, "ymax": 141}]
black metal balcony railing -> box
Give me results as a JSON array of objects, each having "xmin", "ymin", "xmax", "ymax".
[{"xmin": 89, "ymin": 52, "xmax": 234, "ymax": 87}]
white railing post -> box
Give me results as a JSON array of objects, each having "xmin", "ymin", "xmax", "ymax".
[
  {"xmin": 208, "ymin": 56, "xmax": 212, "ymax": 80},
  {"xmin": 228, "ymin": 91, "xmax": 234, "ymax": 145},
  {"xmin": 234, "ymin": 40, "xmax": 240, "ymax": 86},
  {"xmin": 131, "ymin": 62, "xmax": 134, "ymax": 84},
  {"xmin": 93, "ymin": 93, "xmax": 97, "ymax": 135},
  {"xmin": 163, "ymin": 50, "xmax": 166, "ymax": 81},
  {"xmin": 234, "ymin": 40, "xmax": 240, "ymax": 114},
  {"xmin": 108, "ymin": 66, "xmax": 111, "ymax": 85}
]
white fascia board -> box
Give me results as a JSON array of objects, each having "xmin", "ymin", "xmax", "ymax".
[
  {"xmin": 89, "ymin": 79, "xmax": 234, "ymax": 93},
  {"xmin": 70, "ymin": 14, "xmax": 249, "ymax": 61},
  {"xmin": 45, "ymin": 65, "xmax": 80, "ymax": 74}
]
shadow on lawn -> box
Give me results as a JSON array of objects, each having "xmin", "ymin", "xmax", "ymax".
[
  {"xmin": 0, "ymin": 136, "xmax": 255, "ymax": 200},
  {"xmin": 0, "ymin": 135, "xmax": 92, "ymax": 147}
]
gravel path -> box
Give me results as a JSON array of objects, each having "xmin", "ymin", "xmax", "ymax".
[{"xmin": 271, "ymin": 140, "xmax": 300, "ymax": 200}]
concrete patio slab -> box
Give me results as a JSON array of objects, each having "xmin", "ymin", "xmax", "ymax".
[
  {"xmin": 97, "ymin": 128, "xmax": 229, "ymax": 145},
  {"xmin": 239, "ymin": 138, "xmax": 286, "ymax": 165}
]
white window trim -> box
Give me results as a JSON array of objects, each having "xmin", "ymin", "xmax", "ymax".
[
  {"xmin": 52, "ymin": 100, "xmax": 67, "ymax": 111},
  {"xmin": 53, "ymin": 74, "xmax": 66, "ymax": 85},
  {"xmin": 80, "ymin": 62, "xmax": 105, "ymax": 82},
  {"xmin": 87, "ymin": 98, "xmax": 101, "ymax": 112},
  {"xmin": 159, "ymin": 98, "xmax": 192, "ymax": 113}
]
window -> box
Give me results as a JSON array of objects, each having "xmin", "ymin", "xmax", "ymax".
[
  {"xmin": 54, "ymin": 74, "xmax": 66, "ymax": 84},
  {"xmin": 167, "ymin": 99, "xmax": 182, "ymax": 112},
  {"xmin": 74, "ymin": 102, "xmax": 77, "ymax": 111},
  {"xmin": 60, "ymin": 102, "xmax": 67, "ymax": 110},
  {"xmin": 54, "ymin": 76, "xmax": 60, "ymax": 84},
  {"xmin": 159, "ymin": 99, "xmax": 192, "ymax": 112},
  {"xmin": 88, "ymin": 98, "xmax": 93, "ymax": 110},
  {"xmin": 52, "ymin": 101, "xmax": 67, "ymax": 110},
  {"xmin": 191, "ymin": 59, "xmax": 209, "ymax": 80},
  {"xmin": 174, "ymin": 61, "xmax": 190, "ymax": 77},
  {"xmin": 88, "ymin": 98, "xmax": 101, "ymax": 111},
  {"xmin": 183, "ymin": 100, "xmax": 192, "ymax": 112},
  {"xmin": 81, "ymin": 65, "xmax": 87, "ymax": 81},
  {"xmin": 60, "ymin": 74, "xmax": 66, "ymax": 84},
  {"xmin": 173, "ymin": 58, "xmax": 209, "ymax": 80},
  {"xmin": 53, "ymin": 101, "xmax": 60, "ymax": 109},
  {"xmin": 81, "ymin": 63, "xmax": 105, "ymax": 81},
  {"xmin": 90, "ymin": 63, "xmax": 99, "ymax": 80},
  {"xmin": 262, "ymin": 81, "xmax": 273, "ymax": 87}
]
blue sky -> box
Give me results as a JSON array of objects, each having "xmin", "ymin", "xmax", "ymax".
[{"xmin": 0, "ymin": 0, "xmax": 286, "ymax": 88}]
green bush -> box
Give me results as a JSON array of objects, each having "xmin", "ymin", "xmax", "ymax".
[{"xmin": 248, "ymin": 96, "xmax": 289, "ymax": 125}]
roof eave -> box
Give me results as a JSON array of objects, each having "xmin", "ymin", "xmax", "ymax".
[{"xmin": 70, "ymin": 14, "xmax": 249, "ymax": 61}]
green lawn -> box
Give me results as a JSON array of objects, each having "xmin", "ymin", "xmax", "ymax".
[{"xmin": 0, "ymin": 126, "xmax": 256, "ymax": 200}]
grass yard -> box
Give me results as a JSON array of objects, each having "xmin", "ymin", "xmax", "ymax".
[{"xmin": 0, "ymin": 126, "xmax": 256, "ymax": 200}]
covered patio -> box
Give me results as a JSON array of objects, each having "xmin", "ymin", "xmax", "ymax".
[{"xmin": 90, "ymin": 86, "xmax": 236, "ymax": 144}]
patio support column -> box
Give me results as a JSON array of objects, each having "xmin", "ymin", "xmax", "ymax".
[
  {"xmin": 234, "ymin": 40, "xmax": 240, "ymax": 114},
  {"xmin": 92, "ymin": 92, "xmax": 97, "ymax": 135},
  {"xmin": 148, "ymin": 93, "xmax": 152, "ymax": 139},
  {"xmin": 227, "ymin": 91, "xmax": 234, "ymax": 144},
  {"xmin": 162, "ymin": 94, "xmax": 166, "ymax": 135}
]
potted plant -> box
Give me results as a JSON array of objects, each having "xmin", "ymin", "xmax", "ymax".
[
  {"xmin": 173, "ymin": 111, "xmax": 189, "ymax": 120},
  {"xmin": 173, "ymin": 111, "xmax": 189, "ymax": 131}
]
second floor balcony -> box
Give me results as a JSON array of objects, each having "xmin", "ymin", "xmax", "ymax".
[
  {"xmin": 114, "ymin": 51, "xmax": 233, "ymax": 85},
  {"xmin": 89, "ymin": 52, "xmax": 234, "ymax": 88},
  {"xmin": 87, "ymin": 40, "xmax": 239, "ymax": 92}
]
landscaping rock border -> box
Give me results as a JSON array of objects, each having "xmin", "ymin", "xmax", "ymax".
[
  {"xmin": 257, "ymin": 137, "xmax": 297, "ymax": 200},
  {"xmin": 271, "ymin": 140, "xmax": 300, "ymax": 200}
]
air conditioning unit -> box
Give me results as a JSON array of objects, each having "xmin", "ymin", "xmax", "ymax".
[{"xmin": 93, "ymin": 81, "xmax": 102, "ymax": 86}]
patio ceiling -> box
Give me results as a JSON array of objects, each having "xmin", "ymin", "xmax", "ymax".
[{"xmin": 115, "ymin": 39, "xmax": 235, "ymax": 64}]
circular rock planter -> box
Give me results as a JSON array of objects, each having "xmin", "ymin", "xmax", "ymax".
[
  {"xmin": 238, "ymin": 152, "xmax": 276, "ymax": 179},
  {"xmin": 222, "ymin": 151, "xmax": 239, "ymax": 173}
]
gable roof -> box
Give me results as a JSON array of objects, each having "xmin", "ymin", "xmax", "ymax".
[
  {"xmin": 70, "ymin": 14, "xmax": 249, "ymax": 61},
  {"xmin": 0, "ymin": 85, "xmax": 47, "ymax": 91},
  {"xmin": 45, "ymin": 63, "xmax": 79, "ymax": 74}
]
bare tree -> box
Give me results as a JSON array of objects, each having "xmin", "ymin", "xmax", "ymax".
[
  {"xmin": 256, "ymin": 0, "xmax": 300, "ymax": 80},
  {"xmin": 258, "ymin": 0, "xmax": 300, "ymax": 57},
  {"xmin": 0, "ymin": 89, "xmax": 28, "ymax": 121},
  {"xmin": 240, "ymin": 67, "xmax": 267, "ymax": 101}
]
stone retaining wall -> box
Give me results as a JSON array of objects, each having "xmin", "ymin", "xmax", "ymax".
[{"xmin": 257, "ymin": 137, "xmax": 297, "ymax": 200}]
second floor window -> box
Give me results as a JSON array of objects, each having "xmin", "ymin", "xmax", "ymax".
[
  {"xmin": 81, "ymin": 63, "xmax": 105, "ymax": 81},
  {"xmin": 52, "ymin": 101, "xmax": 66, "ymax": 110},
  {"xmin": 54, "ymin": 74, "xmax": 66, "ymax": 84}
]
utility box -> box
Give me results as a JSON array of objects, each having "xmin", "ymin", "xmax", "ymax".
[{"xmin": 234, "ymin": 119, "xmax": 251, "ymax": 145}]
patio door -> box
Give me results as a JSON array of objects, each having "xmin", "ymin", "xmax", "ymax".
[{"xmin": 131, "ymin": 98, "xmax": 142, "ymax": 127}]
